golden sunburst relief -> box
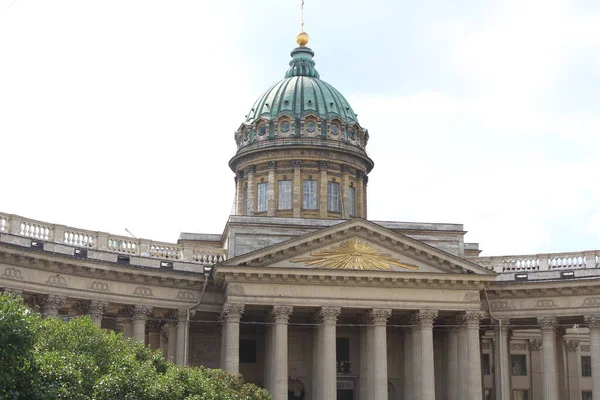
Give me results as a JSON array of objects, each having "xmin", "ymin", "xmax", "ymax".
[{"xmin": 291, "ymin": 238, "xmax": 419, "ymax": 271}]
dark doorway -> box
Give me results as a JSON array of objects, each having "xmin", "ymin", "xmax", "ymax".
[{"xmin": 337, "ymin": 389, "xmax": 353, "ymax": 400}]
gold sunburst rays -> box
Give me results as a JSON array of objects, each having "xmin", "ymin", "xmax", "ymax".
[{"xmin": 291, "ymin": 238, "xmax": 418, "ymax": 271}]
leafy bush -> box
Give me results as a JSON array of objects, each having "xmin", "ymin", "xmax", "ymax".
[{"xmin": 0, "ymin": 293, "xmax": 271, "ymax": 400}]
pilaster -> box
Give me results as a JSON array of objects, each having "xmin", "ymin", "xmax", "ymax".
[
  {"xmin": 529, "ymin": 339, "xmax": 543, "ymax": 400},
  {"xmin": 319, "ymin": 161, "xmax": 328, "ymax": 218},
  {"xmin": 564, "ymin": 340, "xmax": 581, "ymax": 400},
  {"xmin": 246, "ymin": 166, "xmax": 256, "ymax": 216},
  {"xmin": 267, "ymin": 161, "xmax": 276, "ymax": 216},
  {"xmin": 292, "ymin": 160, "xmax": 302, "ymax": 218}
]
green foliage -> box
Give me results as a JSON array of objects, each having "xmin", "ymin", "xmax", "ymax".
[{"xmin": 0, "ymin": 294, "xmax": 271, "ymax": 400}]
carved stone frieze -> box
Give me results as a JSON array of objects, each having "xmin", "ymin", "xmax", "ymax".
[
  {"xmin": 564, "ymin": 340, "xmax": 580, "ymax": 352},
  {"xmin": 46, "ymin": 275, "xmax": 67, "ymax": 287},
  {"xmin": 176, "ymin": 291, "xmax": 195, "ymax": 300},
  {"xmin": 90, "ymin": 281, "xmax": 110, "ymax": 292},
  {"xmin": 583, "ymin": 297, "xmax": 600, "ymax": 307},
  {"xmin": 133, "ymin": 286, "xmax": 154, "ymax": 297},
  {"xmin": 511, "ymin": 343, "xmax": 527, "ymax": 351},
  {"xmin": 490, "ymin": 301, "xmax": 509, "ymax": 310},
  {"xmin": 535, "ymin": 299, "xmax": 556, "ymax": 308},
  {"xmin": 464, "ymin": 292, "xmax": 481, "ymax": 302},
  {"xmin": 3, "ymin": 267, "xmax": 23, "ymax": 280},
  {"xmin": 538, "ymin": 316, "xmax": 557, "ymax": 331},
  {"xmin": 529, "ymin": 339, "xmax": 543, "ymax": 351}
]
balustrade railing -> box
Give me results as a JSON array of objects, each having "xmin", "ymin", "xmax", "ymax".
[
  {"xmin": 471, "ymin": 250, "xmax": 600, "ymax": 273},
  {"xmin": 0, "ymin": 212, "xmax": 226, "ymax": 266}
]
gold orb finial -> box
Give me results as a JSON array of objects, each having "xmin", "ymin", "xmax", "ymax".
[{"xmin": 296, "ymin": 32, "xmax": 309, "ymax": 47}]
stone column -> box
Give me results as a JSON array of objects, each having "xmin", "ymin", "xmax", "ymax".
[
  {"xmin": 585, "ymin": 315, "xmax": 600, "ymax": 399},
  {"xmin": 267, "ymin": 161, "xmax": 276, "ymax": 216},
  {"xmin": 235, "ymin": 171, "xmax": 244, "ymax": 215},
  {"xmin": 493, "ymin": 319, "xmax": 512, "ymax": 400},
  {"xmin": 359, "ymin": 315, "xmax": 371, "ymax": 400},
  {"xmin": 246, "ymin": 166, "xmax": 256, "ymax": 216},
  {"xmin": 362, "ymin": 174, "xmax": 368, "ymax": 218},
  {"xmin": 538, "ymin": 316, "xmax": 559, "ymax": 400},
  {"xmin": 529, "ymin": 339, "xmax": 543, "ymax": 400},
  {"xmin": 76, "ymin": 300, "xmax": 108, "ymax": 327},
  {"xmin": 458, "ymin": 311, "xmax": 483, "ymax": 400},
  {"xmin": 311, "ymin": 316, "xmax": 322, "ymax": 400},
  {"xmin": 292, "ymin": 160, "xmax": 301, "ymax": 218},
  {"xmin": 117, "ymin": 306, "xmax": 134, "ymax": 338},
  {"xmin": 160, "ymin": 324, "xmax": 169, "ymax": 358},
  {"xmin": 412, "ymin": 310, "xmax": 438, "ymax": 400},
  {"xmin": 403, "ymin": 326, "xmax": 413, "ymax": 400},
  {"xmin": 319, "ymin": 161, "xmax": 328, "ymax": 218},
  {"xmin": 445, "ymin": 326, "xmax": 460, "ymax": 400},
  {"xmin": 146, "ymin": 321, "xmax": 161, "ymax": 351},
  {"xmin": 564, "ymin": 340, "xmax": 581, "ymax": 400},
  {"xmin": 314, "ymin": 307, "xmax": 340, "ymax": 400},
  {"xmin": 167, "ymin": 321, "xmax": 177, "ymax": 362},
  {"xmin": 132, "ymin": 305, "xmax": 152, "ymax": 343},
  {"xmin": 221, "ymin": 303, "xmax": 244, "ymax": 374},
  {"xmin": 269, "ymin": 305, "xmax": 293, "ymax": 400},
  {"xmin": 264, "ymin": 325, "xmax": 274, "ymax": 394},
  {"xmin": 355, "ymin": 170, "xmax": 364, "ymax": 219},
  {"xmin": 173, "ymin": 309, "xmax": 194, "ymax": 365},
  {"xmin": 38, "ymin": 294, "xmax": 65, "ymax": 318},
  {"xmin": 367, "ymin": 308, "xmax": 391, "ymax": 400},
  {"xmin": 340, "ymin": 165, "xmax": 350, "ymax": 219}
]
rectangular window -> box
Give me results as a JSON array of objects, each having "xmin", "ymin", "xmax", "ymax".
[
  {"xmin": 582, "ymin": 391, "xmax": 593, "ymax": 400},
  {"xmin": 303, "ymin": 180, "xmax": 317, "ymax": 210},
  {"xmin": 513, "ymin": 390, "xmax": 529, "ymax": 400},
  {"xmin": 511, "ymin": 354, "xmax": 527, "ymax": 376},
  {"xmin": 278, "ymin": 180, "xmax": 292, "ymax": 210},
  {"xmin": 349, "ymin": 186, "xmax": 355, "ymax": 217},
  {"xmin": 239, "ymin": 339, "xmax": 256, "ymax": 363},
  {"xmin": 328, "ymin": 182, "xmax": 340, "ymax": 212},
  {"xmin": 581, "ymin": 356, "xmax": 592, "ymax": 377},
  {"xmin": 482, "ymin": 354, "xmax": 491, "ymax": 375},
  {"xmin": 257, "ymin": 182, "xmax": 268, "ymax": 212}
]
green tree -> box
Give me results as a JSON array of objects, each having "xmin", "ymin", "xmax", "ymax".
[{"xmin": 0, "ymin": 293, "xmax": 270, "ymax": 400}]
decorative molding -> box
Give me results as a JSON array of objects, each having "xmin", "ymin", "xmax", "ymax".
[
  {"xmin": 46, "ymin": 275, "xmax": 67, "ymax": 287},
  {"xmin": 529, "ymin": 339, "xmax": 543, "ymax": 351},
  {"xmin": 490, "ymin": 301, "xmax": 509, "ymax": 310},
  {"xmin": 583, "ymin": 297, "xmax": 600, "ymax": 307},
  {"xmin": 133, "ymin": 286, "xmax": 154, "ymax": 297},
  {"xmin": 580, "ymin": 344, "xmax": 591, "ymax": 352},
  {"xmin": 90, "ymin": 281, "xmax": 110, "ymax": 292},
  {"xmin": 176, "ymin": 291, "xmax": 196, "ymax": 301},
  {"xmin": 3, "ymin": 267, "xmax": 23, "ymax": 280},
  {"xmin": 511, "ymin": 343, "xmax": 527, "ymax": 351},
  {"xmin": 535, "ymin": 299, "xmax": 556, "ymax": 308},
  {"xmin": 564, "ymin": 340, "xmax": 580, "ymax": 352}
]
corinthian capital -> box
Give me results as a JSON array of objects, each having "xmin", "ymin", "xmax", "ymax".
[
  {"xmin": 221, "ymin": 303, "xmax": 244, "ymax": 322},
  {"xmin": 367, "ymin": 308, "xmax": 392, "ymax": 325},
  {"xmin": 528, "ymin": 339, "xmax": 543, "ymax": 351},
  {"xmin": 132, "ymin": 305, "xmax": 153, "ymax": 321},
  {"xmin": 411, "ymin": 309, "xmax": 438, "ymax": 327},
  {"xmin": 537, "ymin": 316, "xmax": 557, "ymax": 332},
  {"xmin": 271, "ymin": 305, "xmax": 293, "ymax": 323},
  {"xmin": 457, "ymin": 311, "xmax": 483, "ymax": 328},
  {"xmin": 315, "ymin": 306, "xmax": 341, "ymax": 324},
  {"xmin": 584, "ymin": 315, "xmax": 600, "ymax": 330}
]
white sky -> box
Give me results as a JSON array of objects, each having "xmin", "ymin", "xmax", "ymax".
[{"xmin": 1, "ymin": 0, "xmax": 599, "ymax": 256}]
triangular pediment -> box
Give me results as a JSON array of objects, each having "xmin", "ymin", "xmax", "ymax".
[{"xmin": 219, "ymin": 219, "xmax": 494, "ymax": 275}]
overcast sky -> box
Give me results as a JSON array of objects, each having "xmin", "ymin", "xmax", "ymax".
[{"xmin": 1, "ymin": 0, "xmax": 599, "ymax": 256}]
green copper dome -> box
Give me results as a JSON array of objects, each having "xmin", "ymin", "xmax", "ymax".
[{"xmin": 244, "ymin": 46, "xmax": 359, "ymax": 125}]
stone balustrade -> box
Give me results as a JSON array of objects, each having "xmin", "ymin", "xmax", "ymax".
[
  {"xmin": 471, "ymin": 250, "xmax": 600, "ymax": 273},
  {"xmin": 0, "ymin": 212, "xmax": 226, "ymax": 266}
]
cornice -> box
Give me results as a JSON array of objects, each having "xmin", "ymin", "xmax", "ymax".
[
  {"xmin": 0, "ymin": 247, "xmax": 205, "ymax": 289},
  {"xmin": 487, "ymin": 280, "xmax": 600, "ymax": 298}
]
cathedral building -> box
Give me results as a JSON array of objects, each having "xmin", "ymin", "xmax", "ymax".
[{"xmin": 1, "ymin": 32, "xmax": 599, "ymax": 400}]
